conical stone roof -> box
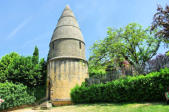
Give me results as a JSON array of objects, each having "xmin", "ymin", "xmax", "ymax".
[{"xmin": 50, "ymin": 5, "xmax": 84, "ymax": 43}]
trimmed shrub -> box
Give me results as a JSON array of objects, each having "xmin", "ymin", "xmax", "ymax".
[
  {"xmin": 71, "ymin": 68, "xmax": 169, "ymax": 103},
  {"xmin": 0, "ymin": 82, "xmax": 35, "ymax": 110}
]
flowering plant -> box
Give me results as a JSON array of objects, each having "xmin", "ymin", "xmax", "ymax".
[{"xmin": 0, "ymin": 99, "xmax": 4, "ymax": 105}]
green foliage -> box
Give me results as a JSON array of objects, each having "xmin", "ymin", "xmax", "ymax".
[
  {"xmin": 89, "ymin": 68, "xmax": 106, "ymax": 77},
  {"xmin": 0, "ymin": 52, "xmax": 20, "ymax": 82},
  {"xmin": 0, "ymin": 46, "xmax": 47, "ymax": 110},
  {"xmin": 7, "ymin": 56, "xmax": 42, "ymax": 87},
  {"xmin": 39, "ymin": 58, "xmax": 47, "ymax": 85},
  {"xmin": 166, "ymin": 51, "xmax": 169, "ymax": 57},
  {"xmin": 0, "ymin": 82, "xmax": 35, "ymax": 110},
  {"xmin": 32, "ymin": 46, "xmax": 39, "ymax": 64},
  {"xmin": 0, "ymin": 47, "xmax": 47, "ymax": 87},
  {"xmin": 89, "ymin": 23, "xmax": 161, "ymax": 75},
  {"xmin": 27, "ymin": 85, "xmax": 46, "ymax": 101},
  {"xmin": 71, "ymin": 68, "xmax": 169, "ymax": 103}
]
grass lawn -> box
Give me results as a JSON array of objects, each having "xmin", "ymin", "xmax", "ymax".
[
  {"xmin": 53, "ymin": 103, "xmax": 169, "ymax": 112},
  {"xmin": 13, "ymin": 103, "xmax": 169, "ymax": 112}
]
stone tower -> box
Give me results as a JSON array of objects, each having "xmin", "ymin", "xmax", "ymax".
[{"xmin": 47, "ymin": 5, "xmax": 88, "ymax": 105}]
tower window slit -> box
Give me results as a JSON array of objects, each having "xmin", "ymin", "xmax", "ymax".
[
  {"xmin": 79, "ymin": 41, "xmax": 81, "ymax": 49},
  {"xmin": 52, "ymin": 43, "xmax": 54, "ymax": 49}
]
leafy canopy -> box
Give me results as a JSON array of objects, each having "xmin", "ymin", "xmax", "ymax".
[{"xmin": 89, "ymin": 23, "xmax": 161, "ymax": 75}]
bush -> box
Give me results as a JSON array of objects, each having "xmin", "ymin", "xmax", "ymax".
[
  {"xmin": 0, "ymin": 82, "xmax": 35, "ymax": 110},
  {"xmin": 71, "ymin": 68, "xmax": 169, "ymax": 103},
  {"xmin": 89, "ymin": 68, "xmax": 106, "ymax": 77},
  {"xmin": 0, "ymin": 52, "xmax": 20, "ymax": 82},
  {"xmin": 0, "ymin": 52, "xmax": 47, "ymax": 87},
  {"xmin": 7, "ymin": 56, "xmax": 43, "ymax": 87}
]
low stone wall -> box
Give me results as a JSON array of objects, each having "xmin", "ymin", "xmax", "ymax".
[{"xmin": 52, "ymin": 101, "xmax": 73, "ymax": 106}]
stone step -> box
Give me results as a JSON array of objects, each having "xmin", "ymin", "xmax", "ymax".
[{"xmin": 33, "ymin": 101, "xmax": 52, "ymax": 110}]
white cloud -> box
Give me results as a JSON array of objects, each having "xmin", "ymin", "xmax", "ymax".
[{"xmin": 7, "ymin": 16, "xmax": 32, "ymax": 39}]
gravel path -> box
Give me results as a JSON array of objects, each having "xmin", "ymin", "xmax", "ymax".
[{"xmin": 10, "ymin": 105, "xmax": 87, "ymax": 112}]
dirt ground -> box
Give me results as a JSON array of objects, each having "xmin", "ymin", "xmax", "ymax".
[{"xmin": 10, "ymin": 105, "xmax": 88, "ymax": 112}]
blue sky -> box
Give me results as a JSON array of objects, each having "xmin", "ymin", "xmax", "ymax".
[{"xmin": 0, "ymin": 0, "xmax": 168, "ymax": 59}]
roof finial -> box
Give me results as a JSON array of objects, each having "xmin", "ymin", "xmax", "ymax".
[{"xmin": 65, "ymin": 4, "xmax": 70, "ymax": 10}]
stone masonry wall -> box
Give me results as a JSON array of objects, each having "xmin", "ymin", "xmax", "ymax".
[
  {"xmin": 47, "ymin": 58, "xmax": 88, "ymax": 101},
  {"xmin": 48, "ymin": 39, "xmax": 85, "ymax": 60}
]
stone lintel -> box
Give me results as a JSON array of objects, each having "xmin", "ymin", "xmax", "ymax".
[
  {"xmin": 48, "ymin": 56, "xmax": 88, "ymax": 63},
  {"xmin": 54, "ymin": 24, "xmax": 80, "ymax": 32},
  {"xmin": 50, "ymin": 37, "xmax": 85, "ymax": 46}
]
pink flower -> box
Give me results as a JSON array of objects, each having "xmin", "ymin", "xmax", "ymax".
[{"xmin": 0, "ymin": 98, "xmax": 4, "ymax": 104}]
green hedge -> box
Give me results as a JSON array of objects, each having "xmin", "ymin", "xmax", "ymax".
[
  {"xmin": 0, "ymin": 82, "xmax": 35, "ymax": 110},
  {"xmin": 71, "ymin": 68, "xmax": 169, "ymax": 103}
]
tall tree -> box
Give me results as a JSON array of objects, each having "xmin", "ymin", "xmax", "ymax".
[
  {"xmin": 32, "ymin": 46, "xmax": 39, "ymax": 64},
  {"xmin": 39, "ymin": 58, "xmax": 47, "ymax": 85},
  {"xmin": 151, "ymin": 4, "xmax": 169, "ymax": 44},
  {"xmin": 89, "ymin": 23, "xmax": 161, "ymax": 75}
]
